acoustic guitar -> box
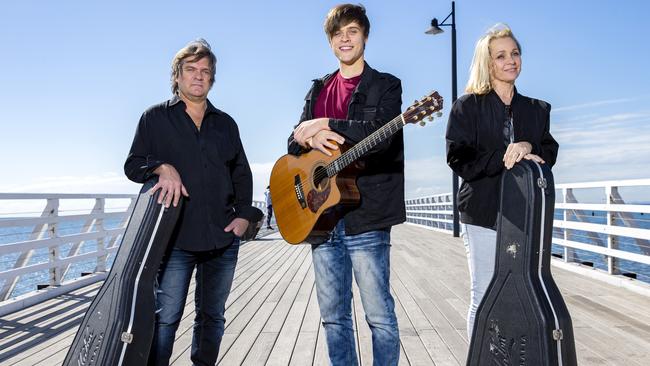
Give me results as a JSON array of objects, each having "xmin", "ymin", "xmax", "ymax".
[{"xmin": 270, "ymin": 91, "xmax": 443, "ymax": 244}]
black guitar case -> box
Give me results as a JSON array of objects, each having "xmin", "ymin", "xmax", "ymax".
[
  {"xmin": 63, "ymin": 179, "xmax": 182, "ymax": 366},
  {"xmin": 467, "ymin": 160, "xmax": 577, "ymax": 366}
]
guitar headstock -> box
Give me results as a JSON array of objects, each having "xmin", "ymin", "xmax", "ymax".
[{"xmin": 402, "ymin": 91, "xmax": 444, "ymax": 126}]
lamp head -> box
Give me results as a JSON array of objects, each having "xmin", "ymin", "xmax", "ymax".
[{"xmin": 425, "ymin": 18, "xmax": 444, "ymax": 35}]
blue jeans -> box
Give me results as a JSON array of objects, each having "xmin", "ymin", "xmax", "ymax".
[
  {"xmin": 312, "ymin": 220, "xmax": 399, "ymax": 366},
  {"xmin": 461, "ymin": 223, "xmax": 497, "ymax": 339},
  {"xmin": 148, "ymin": 241, "xmax": 239, "ymax": 366}
]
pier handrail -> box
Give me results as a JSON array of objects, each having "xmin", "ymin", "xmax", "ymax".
[
  {"xmin": 2, "ymin": 177, "xmax": 648, "ymax": 315},
  {"xmin": 405, "ymin": 178, "xmax": 650, "ymax": 292},
  {"xmin": 0, "ymin": 192, "xmax": 268, "ymax": 316},
  {"xmin": 0, "ymin": 193, "xmax": 137, "ymax": 315}
]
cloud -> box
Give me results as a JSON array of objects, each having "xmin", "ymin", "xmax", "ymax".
[
  {"xmin": 0, "ymin": 173, "xmax": 139, "ymax": 218},
  {"xmin": 250, "ymin": 162, "xmax": 274, "ymax": 201},
  {"xmin": 553, "ymin": 98, "xmax": 632, "ymax": 112},
  {"xmin": 404, "ymin": 157, "xmax": 452, "ymax": 198},
  {"xmin": 553, "ymin": 95, "xmax": 650, "ymax": 113},
  {"xmin": 551, "ymin": 110, "xmax": 650, "ymax": 183},
  {"xmin": 0, "ymin": 172, "xmax": 139, "ymax": 194},
  {"xmin": 554, "ymin": 113, "xmax": 650, "ymax": 129}
]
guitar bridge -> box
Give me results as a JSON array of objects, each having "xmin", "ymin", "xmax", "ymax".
[{"xmin": 294, "ymin": 175, "xmax": 307, "ymax": 209}]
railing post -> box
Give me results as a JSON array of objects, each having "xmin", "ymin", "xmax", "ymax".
[
  {"xmin": 606, "ymin": 185, "xmax": 620, "ymax": 275},
  {"xmin": 563, "ymin": 188, "xmax": 576, "ymax": 263},
  {"xmin": 48, "ymin": 198, "xmax": 62, "ymax": 287},
  {"xmin": 96, "ymin": 198, "xmax": 107, "ymax": 273}
]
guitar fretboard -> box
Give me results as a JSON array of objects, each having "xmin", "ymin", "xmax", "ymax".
[{"xmin": 325, "ymin": 114, "xmax": 404, "ymax": 177}]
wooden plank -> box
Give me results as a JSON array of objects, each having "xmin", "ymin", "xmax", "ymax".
[
  {"xmin": 312, "ymin": 323, "xmax": 329, "ymax": 366},
  {"xmin": 573, "ymin": 337, "xmax": 609, "ymax": 365},
  {"xmin": 265, "ymin": 261, "xmax": 315, "ymax": 365},
  {"xmin": 218, "ymin": 246, "xmax": 308, "ymax": 364},
  {"xmin": 289, "ymin": 283, "xmax": 320, "ymax": 366},
  {"xmin": 418, "ymin": 330, "xmax": 460, "ymax": 366},
  {"xmin": 3, "ymin": 328, "xmax": 73, "ymax": 365},
  {"xmin": 242, "ymin": 247, "xmax": 312, "ymax": 364},
  {"xmin": 400, "ymin": 335, "xmax": 434, "ymax": 365},
  {"xmin": 241, "ymin": 332, "xmax": 278, "ymax": 366},
  {"xmin": 390, "ymin": 269, "xmax": 434, "ymax": 333}
]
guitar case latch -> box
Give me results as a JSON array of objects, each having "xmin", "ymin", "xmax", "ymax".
[{"xmin": 121, "ymin": 332, "xmax": 134, "ymax": 344}]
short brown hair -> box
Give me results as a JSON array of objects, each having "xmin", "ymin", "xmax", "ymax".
[
  {"xmin": 324, "ymin": 4, "xmax": 370, "ymax": 40},
  {"xmin": 170, "ymin": 39, "xmax": 217, "ymax": 95}
]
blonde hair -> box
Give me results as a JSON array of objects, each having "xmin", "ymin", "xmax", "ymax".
[
  {"xmin": 170, "ymin": 38, "xmax": 217, "ymax": 95},
  {"xmin": 465, "ymin": 23, "xmax": 521, "ymax": 95}
]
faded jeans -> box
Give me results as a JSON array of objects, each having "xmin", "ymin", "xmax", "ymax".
[
  {"xmin": 148, "ymin": 241, "xmax": 239, "ymax": 366},
  {"xmin": 311, "ymin": 220, "xmax": 399, "ymax": 366}
]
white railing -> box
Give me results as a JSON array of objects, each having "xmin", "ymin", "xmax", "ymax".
[
  {"xmin": 405, "ymin": 192, "xmax": 454, "ymax": 234},
  {"xmin": 3, "ymin": 178, "xmax": 647, "ymax": 313},
  {"xmin": 554, "ymin": 179, "xmax": 650, "ymax": 278},
  {"xmin": 0, "ymin": 193, "xmax": 136, "ymax": 315},
  {"xmin": 0, "ymin": 193, "xmax": 268, "ymax": 315},
  {"xmin": 406, "ymin": 178, "xmax": 650, "ymax": 286}
]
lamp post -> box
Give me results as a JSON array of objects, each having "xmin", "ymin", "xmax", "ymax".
[{"xmin": 426, "ymin": 1, "xmax": 460, "ymax": 237}]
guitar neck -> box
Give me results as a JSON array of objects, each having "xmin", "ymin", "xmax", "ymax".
[{"xmin": 325, "ymin": 114, "xmax": 404, "ymax": 177}]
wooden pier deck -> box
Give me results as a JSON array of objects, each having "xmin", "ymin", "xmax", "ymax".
[{"xmin": 1, "ymin": 224, "xmax": 649, "ymax": 365}]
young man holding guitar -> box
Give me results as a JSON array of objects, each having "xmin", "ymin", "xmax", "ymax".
[{"xmin": 285, "ymin": 4, "xmax": 404, "ymax": 365}]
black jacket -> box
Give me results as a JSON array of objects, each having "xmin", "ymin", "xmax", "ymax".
[
  {"xmin": 124, "ymin": 96, "xmax": 259, "ymax": 251},
  {"xmin": 288, "ymin": 63, "xmax": 406, "ymax": 235},
  {"xmin": 446, "ymin": 89, "xmax": 559, "ymax": 229}
]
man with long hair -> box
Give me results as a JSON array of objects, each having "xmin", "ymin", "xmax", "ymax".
[{"xmin": 125, "ymin": 39, "xmax": 259, "ymax": 365}]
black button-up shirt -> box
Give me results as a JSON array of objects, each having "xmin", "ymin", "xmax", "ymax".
[{"xmin": 124, "ymin": 96, "xmax": 258, "ymax": 251}]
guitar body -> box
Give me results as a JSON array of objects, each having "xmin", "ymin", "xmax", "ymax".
[{"xmin": 270, "ymin": 144, "xmax": 360, "ymax": 244}]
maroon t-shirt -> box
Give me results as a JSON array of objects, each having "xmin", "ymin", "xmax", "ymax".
[{"xmin": 313, "ymin": 71, "xmax": 361, "ymax": 119}]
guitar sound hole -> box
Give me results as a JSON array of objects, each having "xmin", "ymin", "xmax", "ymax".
[{"xmin": 312, "ymin": 166, "xmax": 328, "ymax": 190}]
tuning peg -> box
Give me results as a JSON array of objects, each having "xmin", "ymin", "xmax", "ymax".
[
  {"xmin": 420, "ymin": 111, "xmax": 427, "ymax": 116},
  {"xmin": 412, "ymin": 115, "xmax": 419, "ymax": 121},
  {"xmin": 419, "ymin": 121, "xmax": 426, "ymax": 126},
  {"xmin": 428, "ymin": 116, "xmax": 434, "ymax": 121},
  {"xmin": 436, "ymin": 111, "xmax": 443, "ymax": 117}
]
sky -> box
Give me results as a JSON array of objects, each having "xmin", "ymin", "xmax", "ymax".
[{"xmin": 1, "ymin": 0, "xmax": 649, "ymax": 203}]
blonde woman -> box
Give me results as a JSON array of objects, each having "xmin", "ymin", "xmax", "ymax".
[{"xmin": 445, "ymin": 24, "xmax": 559, "ymax": 338}]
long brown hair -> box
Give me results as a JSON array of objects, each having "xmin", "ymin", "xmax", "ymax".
[{"xmin": 170, "ymin": 39, "xmax": 217, "ymax": 95}]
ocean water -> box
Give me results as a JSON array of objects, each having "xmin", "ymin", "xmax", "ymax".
[
  {"xmin": 0, "ymin": 218, "xmax": 124, "ymax": 298},
  {"xmin": 551, "ymin": 208, "xmax": 650, "ymax": 282}
]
